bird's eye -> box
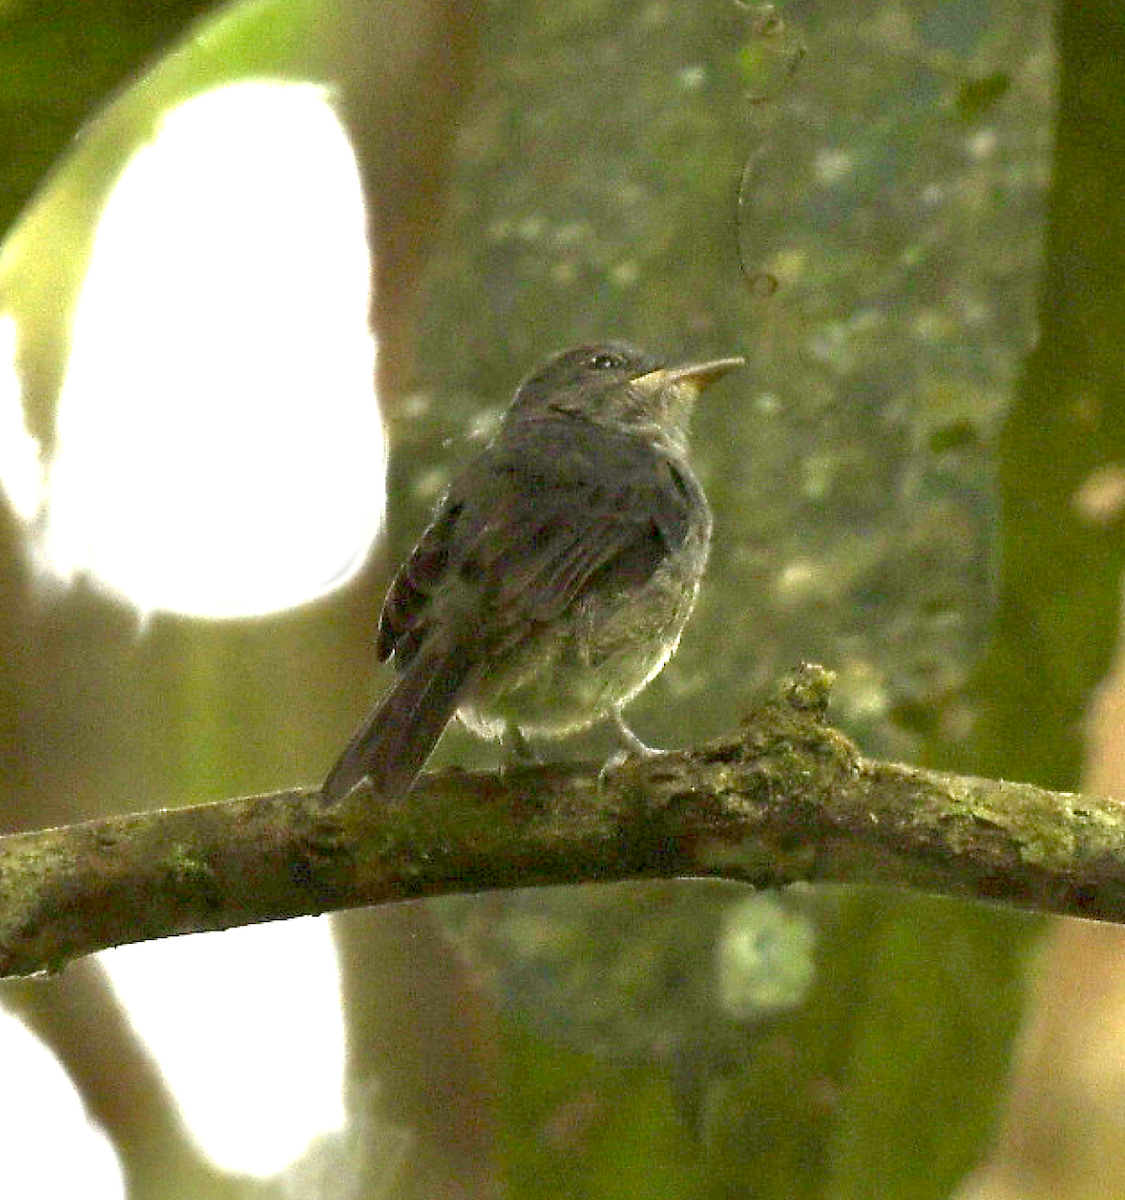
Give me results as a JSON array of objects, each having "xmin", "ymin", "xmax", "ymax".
[{"xmin": 589, "ymin": 352, "xmax": 625, "ymax": 370}]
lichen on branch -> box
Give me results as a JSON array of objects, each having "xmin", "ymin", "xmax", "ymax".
[{"xmin": 2, "ymin": 666, "xmax": 1124, "ymax": 980}]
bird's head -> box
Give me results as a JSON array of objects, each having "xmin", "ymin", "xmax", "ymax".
[{"xmin": 506, "ymin": 340, "xmax": 744, "ymax": 456}]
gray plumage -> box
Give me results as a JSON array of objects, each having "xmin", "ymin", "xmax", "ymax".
[{"xmin": 321, "ymin": 341, "xmax": 742, "ymax": 802}]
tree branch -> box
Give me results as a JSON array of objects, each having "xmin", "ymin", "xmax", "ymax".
[{"xmin": 3, "ymin": 666, "xmax": 1124, "ymax": 980}]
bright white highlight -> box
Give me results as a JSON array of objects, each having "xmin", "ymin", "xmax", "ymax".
[
  {"xmin": 0, "ymin": 1006, "xmax": 125, "ymax": 1198},
  {"xmin": 0, "ymin": 80, "xmax": 367, "ymax": 1192},
  {"xmin": 101, "ymin": 917, "xmax": 347, "ymax": 1176},
  {"xmin": 20, "ymin": 81, "xmax": 384, "ymax": 617}
]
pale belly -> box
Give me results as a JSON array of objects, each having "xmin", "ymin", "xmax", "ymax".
[{"xmin": 456, "ymin": 541, "xmax": 706, "ymax": 741}]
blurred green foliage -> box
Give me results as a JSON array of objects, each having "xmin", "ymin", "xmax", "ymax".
[{"xmin": 0, "ymin": 0, "xmax": 327, "ymax": 242}]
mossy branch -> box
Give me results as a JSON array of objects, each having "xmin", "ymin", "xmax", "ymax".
[{"xmin": 2, "ymin": 666, "xmax": 1124, "ymax": 979}]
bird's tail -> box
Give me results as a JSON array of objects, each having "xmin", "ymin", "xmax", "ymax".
[{"xmin": 321, "ymin": 639, "xmax": 476, "ymax": 803}]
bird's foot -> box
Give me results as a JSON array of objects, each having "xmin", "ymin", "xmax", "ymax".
[{"xmin": 599, "ymin": 709, "xmax": 662, "ymax": 786}]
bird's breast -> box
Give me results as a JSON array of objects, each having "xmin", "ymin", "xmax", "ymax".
[{"xmin": 457, "ymin": 507, "xmax": 710, "ymax": 740}]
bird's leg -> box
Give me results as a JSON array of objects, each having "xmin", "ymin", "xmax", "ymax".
[
  {"xmin": 502, "ymin": 723, "xmax": 538, "ymax": 769},
  {"xmin": 598, "ymin": 707, "xmax": 663, "ymax": 785},
  {"xmin": 610, "ymin": 707, "xmax": 661, "ymax": 758}
]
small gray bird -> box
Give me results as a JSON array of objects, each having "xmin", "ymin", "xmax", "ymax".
[{"xmin": 321, "ymin": 341, "xmax": 743, "ymax": 802}]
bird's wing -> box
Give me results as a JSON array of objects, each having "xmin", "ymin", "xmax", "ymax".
[
  {"xmin": 377, "ymin": 418, "xmax": 704, "ymax": 666},
  {"xmin": 376, "ymin": 495, "xmax": 459, "ymax": 662}
]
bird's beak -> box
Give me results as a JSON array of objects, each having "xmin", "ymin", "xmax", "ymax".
[{"xmin": 630, "ymin": 355, "xmax": 745, "ymax": 395}]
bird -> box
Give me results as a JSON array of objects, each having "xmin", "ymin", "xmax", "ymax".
[{"xmin": 320, "ymin": 340, "xmax": 743, "ymax": 803}]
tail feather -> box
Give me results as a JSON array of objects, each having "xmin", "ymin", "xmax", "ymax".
[{"xmin": 321, "ymin": 640, "xmax": 475, "ymax": 803}]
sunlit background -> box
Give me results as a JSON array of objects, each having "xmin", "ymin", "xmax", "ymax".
[
  {"xmin": 0, "ymin": 81, "xmax": 382, "ymax": 618},
  {"xmin": 0, "ymin": 80, "xmax": 375, "ymax": 1196}
]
